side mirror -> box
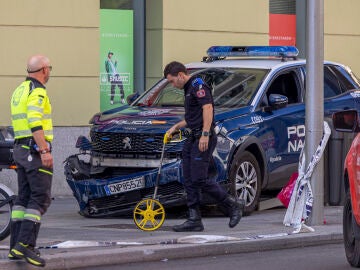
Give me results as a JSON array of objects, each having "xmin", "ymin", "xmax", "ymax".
[
  {"xmin": 263, "ymin": 94, "xmax": 288, "ymax": 112},
  {"xmin": 127, "ymin": 91, "xmax": 140, "ymax": 105},
  {"xmin": 332, "ymin": 110, "xmax": 360, "ymax": 132}
]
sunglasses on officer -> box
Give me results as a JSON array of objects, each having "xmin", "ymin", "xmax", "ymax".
[{"xmin": 27, "ymin": 66, "xmax": 53, "ymax": 73}]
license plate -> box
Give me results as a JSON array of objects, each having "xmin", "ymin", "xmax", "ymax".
[{"xmin": 105, "ymin": 177, "xmax": 145, "ymax": 195}]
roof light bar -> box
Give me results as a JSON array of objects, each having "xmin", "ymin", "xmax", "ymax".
[{"xmin": 206, "ymin": 46, "xmax": 299, "ymax": 58}]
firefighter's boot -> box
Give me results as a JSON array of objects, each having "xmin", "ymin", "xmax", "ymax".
[
  {"xmin": 10, "ymin": 220, "xmax": 45, "ymax": 267},
  {"xmin": 8, "ymin": 220, "xmax": 22, "ymax": 260}
]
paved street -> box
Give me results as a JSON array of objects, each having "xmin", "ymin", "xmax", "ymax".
[
  {"xmin": 83, "ymin": 243, "xmax": 350, "ymax": 270},
  {"xmin": 0, "ymin": 196, "xmax": 344, "ymax": 270}
]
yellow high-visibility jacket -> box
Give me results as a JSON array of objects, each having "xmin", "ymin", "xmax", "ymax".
[{"xmin": 10, "ymin": 77, "xmax": 53, "ymax": 142}]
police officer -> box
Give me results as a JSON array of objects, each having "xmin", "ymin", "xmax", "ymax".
[
  {"xmin": 9, "ymin": 55, "xmax": 53, "ymax": 267},
  {"xmin": 164, "ymin": 61, "xmax": 244, "ymax": 232}
]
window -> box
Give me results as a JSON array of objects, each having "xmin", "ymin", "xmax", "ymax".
[
  {"xmin": 134, "ymin": 68, "xmax": 268, "ymax": 108},
  {"xmin": 331, "ymin": 66, "xmax": 360, "ymax": 91},
  {"xmin": 302, "ymin": 65, "xmax": 357, "ymax": 100},
  {"xmin": 324, "ymin": 67, "xmax": 343, "ymax": 98},
  {"xmin": 266, "ymin": 71, "xmax": 300, "ymax": 105},
  {"xmin": 204, "ymin": 68, "xmax": 267, "ymax": 108}
]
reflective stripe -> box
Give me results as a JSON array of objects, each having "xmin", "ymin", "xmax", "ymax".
[
  {"xmin": 24, "ymin": 209, "xmax": 41, "ymax": 222},
  {"xmin": 43, "ymin": 114, "xmax": 52, "ymax": 119},
  {"xmin": 11, "ymin": 210, "xmax": 25, "ymax": 220},
  {"xmin": 13, "ymin": 205, "xmax": 26, "ymax": 212},
  {"xmin": 24, "ymin": 213, "xmax": 41, "ymax": 222},
  {"xmin": 27, "ymin": 106, "xmax": 43, "ymax": 113},
  {"xmin": 14, "ymin": 130, "xmax": 32, "ymax": 137},
  {"xmin": 11, "ymin": 206, "xmax": 26, "ymax": 221},
  {"xmin": 39, "ymin": 168, "xmax": 53, "ymax": 175},
  {"xmin": 28, "ymin": 117, "xmax": 41, "ymax": 123},
  {"xmin": 11, "ymin": 113, "xmax": 27, "ymax": 120},
  {"xmin": 21, "ymin": 145, "xmax": 30, "ymax": 149},
  {"xmin": 27, "ymin": 257, "xmax": 43, "ymax": 266}
]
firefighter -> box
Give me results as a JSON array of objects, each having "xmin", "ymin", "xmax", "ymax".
[
  {"xmin": 9, "ymin": 55, "xmax": 53, "ymax": 267},
  {"xmin": 164, "ymin": 61, "xmax": 245, "ymax": 232}
]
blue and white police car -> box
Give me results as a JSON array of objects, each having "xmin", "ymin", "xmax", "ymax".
[{"xmin": 65, "ymin": 46, "xmax": 360, "ymax": 217}]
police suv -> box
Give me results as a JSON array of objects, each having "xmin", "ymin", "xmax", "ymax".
[{"xmin": 65, "ymin": 46, "xmax": 360, "ymax": 217}]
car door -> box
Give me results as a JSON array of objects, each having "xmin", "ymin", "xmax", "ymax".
[
  {"xmin": 253, "ymin": 67, "xmax": 306, "ymax": 189},
  {"xmin": 254, "ymin": 63, "xmax": 360, "ymax": 189}
]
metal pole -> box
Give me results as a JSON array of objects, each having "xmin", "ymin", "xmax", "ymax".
[
  {"xmin": 296, "ymin": 0, "xmax": 306, "ymax": 58},
  {"xmin": 306, "ymin": 0, "xmax": 324, "ymax": 225},
  {"xmin": 133, "ymin": 0, "xmax": 145, "ymax": 94}
]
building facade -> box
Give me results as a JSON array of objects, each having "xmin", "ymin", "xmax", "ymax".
[{"xmin": 0, "ymin": 0, "xmax": 359, "ymax": 195}]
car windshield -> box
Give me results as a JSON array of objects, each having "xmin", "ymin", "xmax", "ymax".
[{"xmin": 134, "ymin": 68, "xmax": 268, "ymax": 108}]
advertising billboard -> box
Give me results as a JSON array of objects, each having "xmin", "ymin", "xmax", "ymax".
[{"xmin": 100, "ymin": 9, "xmax": 134, "ymax": 111}]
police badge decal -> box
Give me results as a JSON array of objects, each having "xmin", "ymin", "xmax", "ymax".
[{"xmin": 196, "ymin": 89, "xmax": 206, "ymax": 98}]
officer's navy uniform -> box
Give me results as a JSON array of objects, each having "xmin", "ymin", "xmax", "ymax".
[
  {"xmin": 182, "ymin": 77, "xmax": 228, "ymax": 207},
  {"xmin": 173, "ymin": 76, "xmax": 244, "ymax": 232}
]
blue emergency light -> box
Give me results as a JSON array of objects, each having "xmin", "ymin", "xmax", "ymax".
[{"xmin": 206, "ymin": 46, "xmax": 299, "ymax": 58}]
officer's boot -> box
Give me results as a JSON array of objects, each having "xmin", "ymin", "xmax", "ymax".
[
  {"xmin": 10, "ymin": 220, "xmax": 45, "ymax": 267},
  {"xmin": 222, "ymin": 196, "xmax": 245, "ymax": 228},
  {"xmin": 8, "ymin": 220, "xmax": 22, "ymax": 260},
  {"xmin": 172, "ymin": 207, "xmax": 204, "ymax": 232}
]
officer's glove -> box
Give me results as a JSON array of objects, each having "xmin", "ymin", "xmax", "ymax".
[{"xmin": 163, "ymin": 132, "xmax": 172, "ymax": 144}]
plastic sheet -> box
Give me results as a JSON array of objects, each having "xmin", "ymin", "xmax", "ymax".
[{"xmin": 283, "ymin": 121, "xmax": 331, "ymax": 230}]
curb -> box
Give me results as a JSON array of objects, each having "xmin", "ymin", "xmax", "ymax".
[{"xmin": 0, "ymin": 232, "xmax": 343, "ymax": 270}]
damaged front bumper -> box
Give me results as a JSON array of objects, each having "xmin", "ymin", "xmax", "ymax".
[{"xmin": 64, "ymin": 155, "xmax": 187, "ymax": 217}]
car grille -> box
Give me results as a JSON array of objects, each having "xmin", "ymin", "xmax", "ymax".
[
  {"xmin": 90, "ymin": 131, "xmax": 185, "ymax": 154},
  {"xmin": 90, "ymin": 131, "xmax": 164, "ymax": 153},
  {"xmin": 87, "ymin": 182, "xmax": 185, "ymax": 216}
]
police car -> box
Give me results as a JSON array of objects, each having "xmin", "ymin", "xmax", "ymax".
[{"xmin": 65, "ymin": 46, "xmax": 360, "ymax": 217}]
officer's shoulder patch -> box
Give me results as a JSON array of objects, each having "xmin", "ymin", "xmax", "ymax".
[
  {"xmin": 191, "ymin": 78, "xmax": 204, "ymax": 88},
  {"xmin": 196, "ymin": 89, "xmax": 206, "ymax": 98},
  {"xmin": 38, "ymin": 96, "xmax": 44, "ymax": 105}
]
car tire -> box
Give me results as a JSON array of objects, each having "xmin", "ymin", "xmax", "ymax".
[
  {"xmin": 228, "ymin": 150, "xmax": 261, "ymax": 215},
  {"xmin": 343, "ymin": 191, "xmax": 360, "ymax": 267}
]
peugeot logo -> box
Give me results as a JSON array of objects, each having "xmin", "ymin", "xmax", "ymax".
[{"xmin": 123, "ymin": 137, "xmax": 131, "ymax": 149}]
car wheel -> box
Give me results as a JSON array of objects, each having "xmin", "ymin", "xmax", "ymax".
[
  {"xmin": 343, "ymin": 192, "xmax": 360, "ymax": 267},
  {"xmin": 229, "ymin": 150, "xmax": 261, "ymax": 215}
]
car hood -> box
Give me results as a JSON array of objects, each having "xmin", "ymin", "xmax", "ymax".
[{"xmin": 92, "ymin": 105, "xmax": 252, "ymax": 133}]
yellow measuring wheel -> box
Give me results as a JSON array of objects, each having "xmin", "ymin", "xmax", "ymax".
[
  {"xmin": 133, "ymin": 132, "xmax": 182, "ymax": 231},
  {"xmin": 133, "ymin": 198, "xmax": 165, "ymax": 231}
]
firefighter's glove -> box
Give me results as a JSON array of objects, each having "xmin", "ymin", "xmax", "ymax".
[{"xmin": 163, "ymin": 132, "xmax": 172, "ymax": 144}]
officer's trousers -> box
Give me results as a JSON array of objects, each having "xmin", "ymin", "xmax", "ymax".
[
  {"xmin": 182, "ymin": 135, "xmax": 227, "ymax": 208},
  {"xmin": 12, "ymin": 144, "xmax": 52, "ymax": 246}
]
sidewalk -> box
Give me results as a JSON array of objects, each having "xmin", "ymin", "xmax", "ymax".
[{"xmin": 0, "ymin": 196, "xmax": 343, "ymax": 270}]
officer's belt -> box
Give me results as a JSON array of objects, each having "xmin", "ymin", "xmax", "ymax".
[{"xmin": 14, "ymin": 137, "xmax": 34, "ymax": 145}]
